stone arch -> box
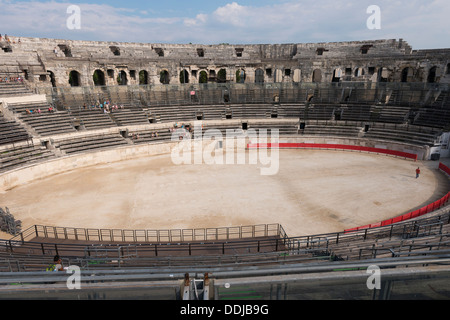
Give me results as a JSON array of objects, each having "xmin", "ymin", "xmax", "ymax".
[
  {"xmin": 312, "ymin": 69, "xmax": 322, "ymax": 83},
  {"xmin": 160, "ymin": 70, "xmax": 170, "ymax": 84},
  {"xmin": 236, "ymin": 69, "xmax": 246, "ymax": 83},
  {"xmin": 118, "ymin": 70, "xmax": 128, "ymax": 85},
  {"xmin": 255, "ymin": 68, "xmax": 264, "ymax": 84},
  {"xmin": 274, "ymin": 69, "xmax": 283, "ymax": 83},
  {"xmin": 354, "ymin": 67, "xmax": 364, "ymax": 77},
  {"xmin": 401, "ymin": 67, "xmax": 413, "ymax": 83},
  {"xmin": 293, "ymin": 69, "xmax": 301, "ymax": 83},
  {"xmin": 378, "ymin": 67, "xmax": 389, "ymax": 82},
  {"xmin": 68, "ymin": 70, "xmax": 81, "ymax": 87},
  {"xmin": 179, "ymin": 69, "xmax": 189, "ymax": 84},
  {"xmin": 47, "ymin": 70, "xmax": 56, "ymax": 88},
  {"xmin": 139, "ymin": 70, "xmax": 149, "ymax": 85},
  {"xmin": 332, "ymin": 68, "xmax": 342, "ymax": 83},
  {"xmin": 427, "ymin": 66, "xmax": 438, "ymax": 83},
  {"xmin": 93, "ymin": 69, "xmax": 106, "ymax": 86},
  {"xmin": 217, "ymin": 69, "xmax": 227, "ymax": 83},
  {"xmin": 199, "ymin": 70, "xmax": 208, "ymax": 84}
]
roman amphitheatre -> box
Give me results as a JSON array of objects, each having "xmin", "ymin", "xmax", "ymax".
[{"xmin": 0, "ymin": 36, "xmax": 449, "ymax": 300}]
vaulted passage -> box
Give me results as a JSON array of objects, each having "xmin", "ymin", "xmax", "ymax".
[
  {"xmin": 69, "ymin": 70, "xmax": 81, "ymax": 87},
  {"xmin": 93, "ymin": 69, "xmax": 106, "ymax": 86}
]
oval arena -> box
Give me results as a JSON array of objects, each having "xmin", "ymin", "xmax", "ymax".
[{"xmin": 0, "ymin": 36, "xmax": 449, "ymax": 300}]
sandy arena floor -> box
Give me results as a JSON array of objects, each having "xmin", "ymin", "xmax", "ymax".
[{"xmin": 0, "ymin": 149, "xmax": 448, "ymax": 238}]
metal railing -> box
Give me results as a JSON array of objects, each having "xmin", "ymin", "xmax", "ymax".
[{"xmin": 10, "ymin": 223, "xmax": 285, "ymax": 244}]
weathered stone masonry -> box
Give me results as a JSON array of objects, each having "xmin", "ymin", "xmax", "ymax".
[{"xmin": 0, "ymin": 37, "xmax": 449, "ymax": 92}]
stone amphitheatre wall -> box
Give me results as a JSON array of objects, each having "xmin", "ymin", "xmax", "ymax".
[{"xmin": 0, "ymin": 37, "xmax": 449, "ymax": 92}]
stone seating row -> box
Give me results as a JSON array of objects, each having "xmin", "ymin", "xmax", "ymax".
[
  {"xmin": 53, "ymin": 133, "xmax": 130, "ymax": 155},
  {"xmin": 0, "ymin": 144, "xmax": 55, "ymax": 173},
  {"xmin": 0, "ymin": 116, "xmax": 30, "ymax": 146}
]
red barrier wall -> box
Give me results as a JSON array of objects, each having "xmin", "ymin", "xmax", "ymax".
[
  {"xmin": 247, "ymin": 143, "xmax": 418, "ymax": 161},
  {"xmin": 439, "ymin": 162, "xmax": 450, "ymax": 176},
  {"xmin": 345, "ymin": 162, "xmax": 450, "ymax": 233},
  {"xmin": 248, "ymin": 143, "xmax": 448, "ymax": 232}
]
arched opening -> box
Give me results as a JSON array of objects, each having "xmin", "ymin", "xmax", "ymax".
[
  {"xmin": 160, "ymin": 70, "xmax": 170, "ymax": 84},
  {"xmin": 378, "ymin": 67, "xmax": 389, "ymax": 82},
  {"xmin": 139, "ymin": 70, "xmax": 149, "ymax": 85},
  {"xmin": 354, "ymin": 68, "xmax": 364, "ymax": 77},
  {"xmin": 447, "ymin": 63, "xmax": 450, "ymax": 75},
  {"xmin": 68, "ymin": 70, "xmax": 81, "ymax": 87},
  {"xmin": 93, "ymin": 69, "xmax": 106, "ymax": 86},
  {"xmin": 217, "ymin": 69, "xmax": 227, "ymax": 83},
  {"xmin": 332, "ymin": 68, "xmax": 342, "ymax": 83},
  {"xmin": 47, "ymin": 70, "xmax": 56, "ymax": 88},
  {"xmin": 236, "ymin": 69, "xmax": 245, "ymax": 83},
  {"xmin": 199, "ymin": 71, "xmax": 208, "ymax": 84},
  {"xmin": 401, "ymin": 67, "xmax": 413, "ymax": 83},
  {"xmin": 274, "ymin": 69, "xmax": 283, "ymax": 83},
  {"xmin": 312, "ymin": 69, "xmax": 322, "ymax": 83},
  {"xmin": 255, "ymin": 68, "xmax": 264, "ymax": 84},
  {"xmin": 293, "ymin": 69, "xmax": 301, "ymax": 83},
  {"xmin": 179, "ymin": 70, "xmax": 189, "ymax": 84},
  {"xmin": 118, "ymin": 71, "xmax": 128, "ymax": 85},
  {"xmin": 427, "ymin": 66, "xmax": 437, "ymax": 83},
  {"xmin": 209, "ymin": 70, "xmax": 216, "ymax": 82}
]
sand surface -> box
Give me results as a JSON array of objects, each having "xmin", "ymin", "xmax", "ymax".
[{"xmin": 0, "ymin": 150, "xmax": 447, "ymax": 237}]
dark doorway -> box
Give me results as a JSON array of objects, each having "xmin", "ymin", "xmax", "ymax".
[
  {"xmin": 69, "ymin": 70, "xmax": 81, "ymax": 87},
  {"xmin": 93, "ymin": 70, "xmax": 106, "ymax": 86}
]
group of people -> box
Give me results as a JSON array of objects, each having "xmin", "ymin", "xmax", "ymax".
[
  {"xmin": 0, "ymin": 75, "xmax": 24, "ymax": 83},
  {"xmin": 83, "ymin": 100, "xmax": 125, "ymax": 113},
  {"xmin": 25, "ymin": 106, "xmax": 55, "ymax": 114},
  {"xmin": 130, "ymin": 131, "xmax": 160, "ymax": 140}
]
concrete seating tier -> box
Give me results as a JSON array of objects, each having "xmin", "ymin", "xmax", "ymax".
[
  {"xmin": 0, "ymin": 82, "xmax": 32, "ymax": 97},
  {"xmin": 108, "ymin": 108, "xmax": 150, "ymax": 126},
  {"xmin": 371, "ymin": 105, "xmax": 411, "ymax": 124},
  {"xmin": 302, "ymin": 104, "xmax": 335, "ymax": 121},
  {"xmin": 0, "ymin": 144, "xmax": 56, "ymax": 172},
  {"xmin": 127, "ymin": 128, "xmax": 173, "ymax": 145},
  {"xmin": 339, "ymin": 105, "xmax": 372, "ymax": 122},
  {"xmin": 53, "ymin": 133, "xmax": 129, "ymax": 155},
  {"xmin": 6, "ymin": 101, "xmax": 49, "ymax": 114},
  {"xmin": 19, "ymin": 111, "xmax": 77, "ymax": 137},
  {"xmin": 302, "ymin": 123, "xmax": 363, "ymax": 138},
  {"xmin": 0, "ymin": 116, "xmax": 30, "ymax": 146},
  {"xmin": 70, "ymin": 109, "xmax": 118, "ymax": 130},
  {"xmin": 275, "ymin": 104, "xmax": 304, "ymax": 118},
  {"xmin": 413, "ymin": 107, "xmax": 450, "ymax": 129},
  {"xmin": 247, "ymin": 122, "xmax": 299, "ymax": 136},
  {"xmin": 364, "ymin": 127, "xmax": 439, "ymax": 146}
]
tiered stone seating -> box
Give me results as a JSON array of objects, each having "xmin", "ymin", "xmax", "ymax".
[
  {"xmin": 0, "ymin": 81, "xmax": 32, "ymax": 97},
  {"xmin": 53, "ymin": 133, "xmax": 129, "ymax": 155},
  {"xmin": 0, "ymin": 115, "xmax": 30, "ymax": 146},
  {"xmin": 127, "ymin": 128, "xmax": 172, "ymax": 144},
  {"xmin": 276, "ymin": 104, "xmax": 304, "ymax": 118},
  {"xmin": 302, "ymin": 104, "xmax": 335, "ymax": 120},
  {"xmin": 248, "ymin": 121, "xmax": 299, "ymax": 136},
  {"xmin": 302, "ymin": 121, "xmax": 363, "ymax": 138},
  {"xmin": 228, "ymin": 104, "xmax": 273, "ymax": 119},
  {"xmin": 6, "ymin": 101, "xmax": 49, "ymax": 114},
  {"xmin": 0, "ymin": 144, "xmax": 56, "ymax": 172},
  {"xmin": 70, "ymin": 109, "xmax": 118, "ymax": 130},
  {"xmin": 19, "ymin": 111, "xmax": 77, "ymax": 137},
  {"xmin": 413, "ymin": 107, "xmax": 450, "ymax": 129},
  {"xmin": 108, "ymin": 108, "xmax": 150, "ymax": 126},
  {"xmin": 364, "ymin": 124, "xmax": 440, "ymax": 146},
  {"xmin": 340, "ymin": 104, "xmax": 372, "ymax": 122},
  {"xmin": 375, "ymin": 105, "xmax": 411, "ymax": 124}
]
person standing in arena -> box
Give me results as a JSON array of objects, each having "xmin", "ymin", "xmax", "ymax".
[{"xmin": 416, "ymin": 167, "xmax": 421, "ymax": 179}]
